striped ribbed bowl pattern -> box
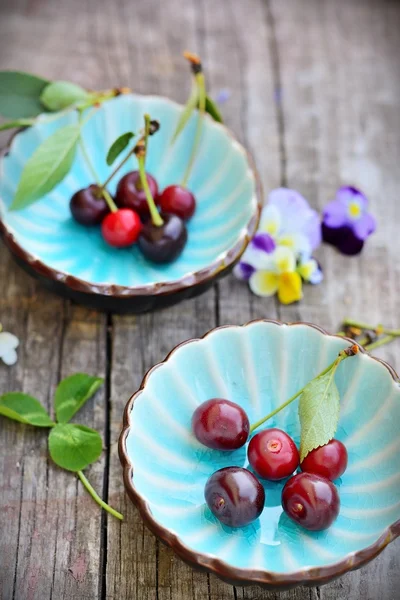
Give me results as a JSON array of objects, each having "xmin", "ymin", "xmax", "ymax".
[
  {"xmin": 0, "ymin": 94, "xmax": 260, "ymax": 312},
  {"xmin": 120, "ymin": 321, "xmax": 400, "ymax": 589}
]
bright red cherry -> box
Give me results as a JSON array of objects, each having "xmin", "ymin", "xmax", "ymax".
[
  {"xmin": 101, "ymin": 209, "xmax": 142, "ymax": 248},
  {"xmin": 158, "ymin": 185, "xmax": 196, "ymax": 221},
  {"xmin": 115, "ymin": 171, "xmax": 159, "ymax": 220},
  {"xmin": 70, "ymin": 185, "xmax": 109, "ymax": 225},
  {"xmin": 247, "ymin": 428, "xmax": 299, "ymax": 481},
  {"xmin": 282, "ymin": 472, "xmax": 340, "ymax": 531},
  {"xmin": 192, "ymin": 398, "xmax": 250, "ymax": 450},
  {"xmin": 205, "ymin": 467, "xmax": 265, "ymax": 527},
  {"xmin": 300, "ymin": 439, "xmax": 348, "ymax": 481}
]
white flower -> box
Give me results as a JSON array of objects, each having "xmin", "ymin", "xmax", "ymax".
[{"xmin": 0, "ymin": 325, "xmax": 19, "ymax": 366}]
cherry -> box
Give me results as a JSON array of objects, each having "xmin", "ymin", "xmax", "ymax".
[
  {"xmin": 158, "ymin": 185, "xmax": 196, "ymax": 221},
  {"xmin": 192, "ymin": 398, "xmax": 249, "ymax": 450},
  {"xmin": 300, "ymin": 439, "xmax": 348, "ymax": 481},
  {"xmin": 70, "ymin": 185, "xmax": 109, "ymax": 225},
  {"xmin": 205, "ymin": 467, "xmax": 265, "ymax": 527},
  {"xmin": 138, "ymin": 212, "xmax": 187, "ymax": 263},
  {"xmin": 282, "ymin": 472, "xmax": 340, "ymax": 531},
  {"xmin": 101, "ymin": 208, "xmax": 142, "ymax": 248},
  {"xmin": 248, "ymin": 428, "xmax": 299, "ymax": 481},
  {"xmin": 116, "ymin": 171, "xmax": 158, "ymax": 220}
]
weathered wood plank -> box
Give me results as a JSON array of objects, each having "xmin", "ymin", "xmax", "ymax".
[
  {"xmin": 269, "ymin": 0, "xmax": 400, "ymax": 598},
  {"xmin": 105, "ymin": 1, "xmax": 217, "ymax": 598}
]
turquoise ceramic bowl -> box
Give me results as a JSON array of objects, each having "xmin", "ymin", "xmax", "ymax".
[
  {"xmin": 0, "ymin": 95, "xmax": 261, "ymax": 313},
  {"xmin": 119, "ymin": 320, "xmax": 400, "ymax": 589}
]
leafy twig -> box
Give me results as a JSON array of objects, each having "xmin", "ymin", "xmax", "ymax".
[
  {"xmin": 249, "ymin": 345, "xmax": 359, "ymax": 434},
  {"xmin": 0, "ymin": 373, "xmax": 123, "ymax": 520}
]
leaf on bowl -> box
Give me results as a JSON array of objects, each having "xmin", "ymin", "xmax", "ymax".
[
  {"xmin": 40, "ymin": 80, "xmax": 90, "ymax": 112},
  {"xmin": 298, "ymin": 369, "xmax": 340, "ymax": 461},
  {"xmin": 55, "ymin": 373, "xmax": 104, "ymax": 423},
  {"xmin": 0, "ymin": 392, "xmax": 55, "ymax": 427},
  {"xmin": 0, "ymin": 71, "xmax": 50, "ymax": 118},
  {"xmin": 0, "ymin": 118, "xmax": 36, "ymax": 131},
  {"xmin": 106, "ymin": 131, "xmax": 135, "ymax": 166},
  {"xmin": 48, "ymin": 423, "xmax": 103, "ymax": 471},
  {"xmin": 10, "ymin": 123, "xmax": 81, "ymax": 210},
  {"xmin": 202, "ymin": 95, "xmax": 223, "ymax": 123}
]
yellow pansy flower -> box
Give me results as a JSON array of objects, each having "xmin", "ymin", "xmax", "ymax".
[{"xmin": 249, "ymin": 247, "xmax": 303, "ymax": 305}]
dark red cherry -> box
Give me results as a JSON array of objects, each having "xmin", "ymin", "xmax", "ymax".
[
  {"xmin": 300, "ymin": 439, "xmax": 348, "ymax": 481},
  {"xmin": 192, "ymin": 398, "xmax": 250, "ymax": 450},
  {"xmin": 101, "ymin": 209, "xmax": 142, "ymax": 248},
  {"xmin": 70, "ymin": 185, "xmax": 109, "ymax": 225},
  {"xmin": 138, "ymin": 212, "xmax": 187, "ymax": 263},
  {"xmin": 158, "ymin": 185, "xmax": 196, "ymax": 221},
  {"xmin": 282, "ymin": 472, "xmax": 340, "ymax": 531},
  {"xmin": 205, "ymin": 467, "xmax": 265, "ymax": 527},
  {"xmin": 116, "ymin": 171, "xmax": 159, "ymax": 220},
  {"xmin": 248, "ymin": 428, "xmax": 299, "ymax": 481}
]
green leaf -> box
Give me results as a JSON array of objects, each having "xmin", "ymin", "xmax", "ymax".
[
  {"xmin": 55, "ymin": 373, "xmax": 103, "ymax": 423},
  {"xmin": 202, "ymin": 95, "xmax": 223, "ymax": 123},
  {"xmin": 0, "ymin": 393, "xmax": 55, "ymax": 427},
  {"xmin": 298, "ymin": 369, "xmax": 340, "ymax": 461},
  {"xmin": 48, "ymin": 423, "xmax": 102, "ymax": 471},
  {"xmin": 106, "ymin": 131, "xmax": 135, "ymax": 166},
  {"xmin": 0, "ymin": 71, "xmax": 49, "ymax": 118},
  {"xmin": 0, "ymin": 118, "xmax": 36, "ymax": 131},
  {"xmin": 10, "ymin": 123, "xmax": 80, "ymax": 210},
  {"xmin": 40, "ymin": 81, "xmax": 90, "ymax": 112},
  {"xmin": 171, "ymin": 86, "xmax": 199, "ymax": 144}
]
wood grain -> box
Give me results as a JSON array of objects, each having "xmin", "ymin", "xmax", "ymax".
[{"xmin": 0, "ymin": 0, "xmax": 399, "ymax": 599}]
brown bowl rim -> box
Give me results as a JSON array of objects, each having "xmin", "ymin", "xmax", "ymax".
[
  {"xmin": 119, "ymin": 319, "xmax": 400, "ymax": 588},
  {"xmin": 0, "ymin": 95, "xmax": 262, "ymax": 299}
]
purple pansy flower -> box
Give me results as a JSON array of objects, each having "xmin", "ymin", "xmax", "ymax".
[
  {"xmin": 234, "ymin": 233, "xmax": 276, "ymax": 280},
  {"xmin": 322, "ymin": 186, "xmax": 376, "ymax": 255}
]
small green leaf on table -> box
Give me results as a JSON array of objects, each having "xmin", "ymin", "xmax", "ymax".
[
  {"xmin": 0, "ymin": 392, "xmax": 55, "ymax": 427},
  {"xmin": 106, "ymin": 131, "xmax": 135, "ymax": 166},
  {"xmin": 202, "ymin": 95, "xmax": 223, "ymax": 123},
  {"xmin": 10, "ymin": 123, "xmax": 81, "ymax": 210},
  {"xmin": 49, "ymin": 423, "xmax": 102, "ymax": 471},
  {"xmin": 0, "ymin": 118, "xmax": 36, "ymax": 131},
  {"xmin": 55, "ymin": 373, "xmax": 103, "ymax": 423},
  {"xmin": 298, "ymin": 368, "xmax": 340, "ymax": 462},
  {"xmin": 0, "ymin": 71, "xmax": 50, "ymax": 118},
  {"xmin": 40, "ymin": 81, "xmax": 90, "ymax": 112}
]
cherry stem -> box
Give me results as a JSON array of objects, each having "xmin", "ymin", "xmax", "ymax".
[
  {"xmin": 181, "ymin": 66, "xmax": 206, "ymax": 188},
  {"xmin": 249, "ymin": 346, "xmax": 357, "ymax": 434},
  {"xmin": 136, "ymin": 114, "xmax": 164, "ymax": 227},
  {"xmin": 100, "ymin": 149, "xmax": 134, "ymax": 191},
  {"xmin": 77, "ymin": 470, "xmax": 123, "ymax": 520},
  {"xmin": 342, "ymin": 319, "xmax": 400, "ymax": 337},
  {"xmin": 365, "ymin": 335, "xmax": 395, "ymax": 352},
  {"xmin": 77, "ymin": 113, "xmax": 118, "ymax": 213}
]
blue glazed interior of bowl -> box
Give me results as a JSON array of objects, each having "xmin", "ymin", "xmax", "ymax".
[
  {"xmin": 125, "ymin": 322, "xmax": 400, "ymax": 573},
  {"xmin": 0, "ymin": 95, "xmax": 257, "ymax": 287}
]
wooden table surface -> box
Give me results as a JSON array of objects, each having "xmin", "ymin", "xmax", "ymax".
[{"xmin": 0, "ymin": 0, "xmax": 399, "ymax": 599}]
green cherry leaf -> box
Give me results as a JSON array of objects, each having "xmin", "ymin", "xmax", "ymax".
[
  {"xmin": 55, "ymin": 373, "xmax": 103, "ymax": 423},
  {"xmin": 0, "ymin": 71, "xmax": 49, "ymax": 118},
  {"xmin": 0, "ymin": 118, "xmax": 36, "ymax": 131},
  {"xmin": 0, "ymin": 393, "xmax": 55, "ymax": 427},
  {"xmin": 202, "ymin": 95, "xmax": 223, "ymax": 123},
  {"xmin": 106, "ymin": 131, "xmax": 135, "ymax": 166},
  {"xmin": 40, "ymin": 81, "xmax": 90, "ymax": 112},
  {"xmin": 48, "ymin": 423, "xmax": 103, "ymax": 472},
  {"xmin": 298, "ymin": 368, "xmax": 340, "ymax": 462},
  {"xmin": 10, "ymin": 123, "xmax": 81, "ymax": 210}
]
